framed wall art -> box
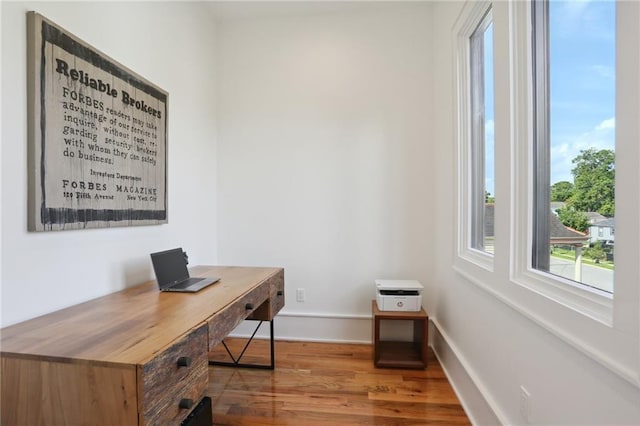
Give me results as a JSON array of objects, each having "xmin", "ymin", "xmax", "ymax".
[{"xmin": 27, "ymin": 12, "xmax": 168, "ymax": 231}]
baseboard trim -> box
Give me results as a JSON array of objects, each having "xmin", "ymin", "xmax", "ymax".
[
  {"xmin": 277, "ymin": 310, "xmax": 371, "ymax": 320},
  {"xmin": 430, "ymin": 318, "xmax": 506, "ymax": 425},
  {"xmin": 228, "ymin": 311, "xmax": 373, "ymax": 344}
]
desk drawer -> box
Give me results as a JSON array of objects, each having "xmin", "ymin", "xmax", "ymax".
[
  {"xmin": 140, "ymin": 324, "xmax": 208, "ymax": 425},
  {"xmin": 208, "ymin": 282, "xmax": 269, "ymax": 348},
  {"xmin": 248, "ymin": 270, "xmax": 285, "ymax": 321}
]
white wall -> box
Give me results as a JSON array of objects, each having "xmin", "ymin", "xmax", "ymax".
[
  {"xmin": 431, "ymin": 1, "xmax": 640, "ymax": 425},
  {"xmin": 5, "ymin": 2, "xmax": 639, "ymax": 425},
  {"xmin": 1, "ymin": 2, "xmax": 218, "ymax": 327},
  {"xmin": 214, "ymin": 3, "xmax": 435, "ymax": 341}
]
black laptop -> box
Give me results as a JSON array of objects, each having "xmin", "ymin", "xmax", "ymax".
[{"xmin": 150, "ymin": 248, "xmax": 219, "ymax": 292}]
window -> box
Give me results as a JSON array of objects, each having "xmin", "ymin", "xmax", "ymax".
[
  {"xmin": 455, "ymin": 0, "xmax": 640, "ymax": 385},
  {"xmin": 531, "ymin": 0, "xmax": 615, "ymax": 294},
  {"xmin": 454, "ymin": 0, "xmax": 495, "ymax": 268},
  {"xmin": 470, "ymin": 9, "xmax": 495, "ymax": 255}
]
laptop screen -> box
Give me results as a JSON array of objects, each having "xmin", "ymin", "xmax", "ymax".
[{"xmin": 150, "ymin": 248, "xmax": 189, "ymax": 288}]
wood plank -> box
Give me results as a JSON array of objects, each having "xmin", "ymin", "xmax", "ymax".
[
  {"xmin": 208, "ymin": 339, "xmax": 470, "ymax": 425},
  {"xmin": 1, "ymin": 357, "xmax": 138, "ymax": 425},
  {"xmin": 139, "ymin": 323, "xmax": 209, "ymax": 424},
  {"xmin": 0, "ymin": 266, "xmax": 281, "ymax": 365}
]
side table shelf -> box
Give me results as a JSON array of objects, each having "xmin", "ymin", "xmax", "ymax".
[{"xmin": 372, "ymin": 300, "xmax": 428, "ymax": 369}]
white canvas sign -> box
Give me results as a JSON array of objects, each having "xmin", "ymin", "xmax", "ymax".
[{"xmin": 28, "ymin": 12, "xmax": 168, "ymax": 231}]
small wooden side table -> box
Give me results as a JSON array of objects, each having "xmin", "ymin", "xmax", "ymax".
[{"xmin": 372, "ymin": 300, "xmax": 428, "ymax": 369}]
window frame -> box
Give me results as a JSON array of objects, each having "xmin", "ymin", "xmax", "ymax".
[
  {"xmin": 469, "ymin": 9, "xmax": 494, "ymax": 254},
  {"xmin": 454, "ymin": 0, "xmax": 640, "ymax": 388},
  {"xmin": 531, "ymin": 0, "xmax": 551, "ymax": 273},
  {"xmin": 509, "ymin": 0, "xmax": 639, "ymax": 385},
  {"xmin": 511, "ymin": 0, "xmax": 614, "ymax": 325},
  {"xmin": 454, "ymin": 0, "xmax": 494, "ymax": 271}
]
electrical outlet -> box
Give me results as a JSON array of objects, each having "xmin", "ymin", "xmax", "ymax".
[
  {"xmin": 296, "ymin": 288, "xmax": 305, "ymax": 302},
  {"xmin": 519, "ymin": 385, "xmax": 531, "ymax": 424}
]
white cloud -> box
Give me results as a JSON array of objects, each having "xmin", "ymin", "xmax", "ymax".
[
  {"xmin": 484, "ymin": 119, "xmax": 495, "ymax": 195},
  {"xmin": 591, "ymin": 65, "xmax": 615, "ymax": 80},
  {"xmin": 552, "ymin": 0, "xmax": 615, "ymax": 41},
  {"xmin": 595, "ymin": 117, "xmax": 615, "ymax": 130},
  {"xmin": 563, "ymin": 0, "xmax": 592, "ymax": 17},
  {"xmin": 551, "ymin": 118, "xmax": 615, "ymax": 183},
  {"xmin": 485, "ymin": 119, "xmax": 495, "ymax": 136},
  {"xmin": 555, "ymin": 0, "xmax": 592, "ymax": 35}
]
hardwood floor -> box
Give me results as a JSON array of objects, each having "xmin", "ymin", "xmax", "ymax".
[{"xmin": 208, "ymin": 339, "xmax": 470, "ymax": 425}]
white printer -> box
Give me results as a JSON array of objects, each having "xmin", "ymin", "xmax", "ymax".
[{"xmin": 375, "ymin": 279, "xmax": 423, "ymax": 312}]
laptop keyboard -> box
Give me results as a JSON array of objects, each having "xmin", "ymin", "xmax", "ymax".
[{"xmin": 172, "ymin": 277, "xmax": 204, "ymax": 289}]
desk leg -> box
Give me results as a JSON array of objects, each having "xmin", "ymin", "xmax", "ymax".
[
  {"xmin": 209, "ymin": 319, "xmax": 275, "ymax": 370},
  {"xmin": 269, "ymin": 319, "xmax": 275, "ymax": 368}
]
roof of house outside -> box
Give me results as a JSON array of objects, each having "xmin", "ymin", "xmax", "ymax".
[
  {"xmin": 592, "ymin": 217, "xmax": 615, "ymax": 228},
  {"xmin": 585, "ymin": 212, "xmax": 607, "ymax": 224},
  {"xmin": 484, "ymin": 204, "xmax": 589, "ymax": 244},
  {"xmin": 549, "ymin": 213, "xmax": 589, "ymax": 244}
]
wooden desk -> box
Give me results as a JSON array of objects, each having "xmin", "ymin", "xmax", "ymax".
[{"xmin": 0, "ymin": 265, "xmax": 284, "ymax": 425}]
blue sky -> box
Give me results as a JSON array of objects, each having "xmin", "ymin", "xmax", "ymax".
[
  {"xmin": 483, "ymin": 0, "xmax": 615, "ymax": 195},
  {"xmin": 484, "ymin": 22, "xmax": 494, "ymax": 197},
  {"xmin": 549, "ymin": 0, "xmax": 616, "ymax": 184}
]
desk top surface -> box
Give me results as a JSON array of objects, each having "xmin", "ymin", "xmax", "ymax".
[{"xmin": 0, "ymin": 266, "xmax": 281, "ymax": 365}]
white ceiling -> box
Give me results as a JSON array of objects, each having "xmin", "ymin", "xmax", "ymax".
[{"xmin": 205, "ymin": 0, "xmax": 423, "ymax": 21}]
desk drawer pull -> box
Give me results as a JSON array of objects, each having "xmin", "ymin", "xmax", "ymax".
[
  {"xmin": 179, "ymin": 398, "xmax": 194, "ymax": 409},
  {"xmin": 277, "ymin": 290, "xmax": 283, "ymax": 296},
  {"xmin": 245, "ymin": 303, "xmax": 254, "ymax": 310},
  {"xmin": 176, "ymin": 356, "xmax": 192, "ymax": 368}
]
